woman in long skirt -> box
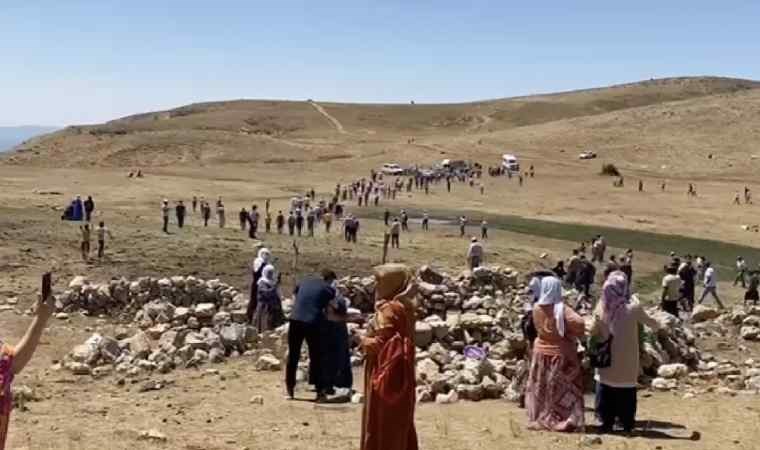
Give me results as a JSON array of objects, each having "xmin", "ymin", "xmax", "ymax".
[{"xmin": 253, "ymin": 265, "xmax": 284, "ymax": 333}]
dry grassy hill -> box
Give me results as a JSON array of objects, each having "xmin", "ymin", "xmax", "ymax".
[{"xmin": 3, "ymin": 76, "xmax": 759, "ymax": 168}]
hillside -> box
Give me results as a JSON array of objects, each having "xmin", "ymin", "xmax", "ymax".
[
  {"xmin": 0, "ymin": 125, "xmax": 58, "ymax": 152},
  {"xmin": 3, "ymin": 76, "xmax": 759, "ymax": 168}
]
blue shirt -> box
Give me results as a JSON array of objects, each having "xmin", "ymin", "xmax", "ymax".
[{"xmin": 291, "ymin": 277, "xmax": 336, "ymax": 324}]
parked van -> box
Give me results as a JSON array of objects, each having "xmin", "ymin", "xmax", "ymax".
[{"xmin": 502, "ymin": 154, "xmax": 520, "ymax": 172}]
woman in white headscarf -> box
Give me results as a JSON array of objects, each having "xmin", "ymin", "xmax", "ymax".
[
  {"xmin": 525, "ymin": 276, "xmax": 586, "ymax": 432},
  {"xmin": 252, "ymin": 265, "xmax": 285, "ymax": 333},
  {"xmin": 247, "ymin": 248, "xmax": 273, "ymax": 324}
]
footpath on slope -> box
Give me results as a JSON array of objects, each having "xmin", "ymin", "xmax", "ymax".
[{"xmin": 309, "ymin": 101, "xmax": 347, "ymax": 134}]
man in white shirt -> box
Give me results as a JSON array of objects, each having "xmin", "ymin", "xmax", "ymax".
[
  {"xmin": 734, "ymin": 256, "xmax": 748, "ymax": 288},
  {"xmin": 467, "ymin": 237, "xmax": 484, "ymax": 269},
  {"xmin": 698, "ymin": 262, "xmax": 725, "ymax": 309}
]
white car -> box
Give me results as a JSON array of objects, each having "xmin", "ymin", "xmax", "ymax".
[
  {"xmin": 579, "ymin": 151, "xmax": 597, "ymax": 160},
  {"xmin": 381, "ymin": 163, "xmax": 404, "ymax": 175}
]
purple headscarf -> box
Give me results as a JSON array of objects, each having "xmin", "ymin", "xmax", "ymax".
[{"xmin": 601, "ymin": 270, "xmax": 630, "ymax": 334}]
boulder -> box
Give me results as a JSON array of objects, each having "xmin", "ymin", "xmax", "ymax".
[
  {"xmin": 418, "ymin": 265, "xmax": 445, "ymax": 284},
  {"xmin": 691, "ymin": 305, "xmax": 720, "ymax": 323},
  {"xmin": 657, "ymin": 363, "xmax": 689, "ymax": 379},
  {"xmin": 741, "ymin": 326, "xmax": 760, "ymax": 341},
  {"xmin": 416, "ymin": 358, "xmax": 441, "ymax": 385},
  {"xmin": 68, "ymin": 276, "xmax": 89, "ymax": 291},
  {"xmin": 195, "ymin": 303, "xmax": 217, "ymax": 319},
  {"xmin": 414, "ymin": 322, "xmax": 434, "ymax": 348},
  {"xmin": 255, "ymin": 354, "xmax": 281, "ymax": 371},
  {"xmin": 123, "ymin": 331, "xmax": 152, "ymax": 359},
  {"xmin": 184, "ymin": 332, "xmax": 209, "ymax": 350},
  {"xmin": 220, "ymin": 324, "xmax": 247, "ymax": 351},
  {"xmin": 651, "ymin": 377, "xmax": 678, "ymax": 391}
]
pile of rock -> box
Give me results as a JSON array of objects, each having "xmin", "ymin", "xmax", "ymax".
[{"xmin": 60, "ymin": 275, "xmax": 289, "ymax": 377}]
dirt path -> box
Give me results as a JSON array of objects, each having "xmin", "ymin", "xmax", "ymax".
[{"xmin": 309, "ymin": 101, "xmax": 347, "ymax": 134}]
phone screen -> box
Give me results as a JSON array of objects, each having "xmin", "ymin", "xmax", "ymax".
[{"xmin": 42, "ymin": 272, "xmax": 52, "ymax": 302}]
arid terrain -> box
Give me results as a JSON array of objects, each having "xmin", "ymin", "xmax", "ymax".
[{"xmin": 3, "ymin": 76, "xmax": 760, "ymax": 449}]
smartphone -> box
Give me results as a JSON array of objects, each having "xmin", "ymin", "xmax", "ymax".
[{"xmin": 41, "ymin": 272, "xmax": 52, "ymax": 303}]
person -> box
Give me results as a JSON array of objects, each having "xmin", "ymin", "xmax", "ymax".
[
  {"xmin": 201, "ymin": 201, "xmax": 211, "ymax": 227},
  {"xmin": 248, "ymin": 206, "xmax": 259, "ymax": 239},
  {"xmin": 176, "ymin": 200, "xmax": 186, "ymax": 229},
  {"xmin": 265, "ymin": 213, "xmax": 272, "ymax": 233},
  {"xmin": 421, "ymin": 212, "xmax": 429, "ymax": 231},
  {"xmin": 253, "ymin": 265, "xmax": 285, "ymax": 334},
  {"xmin": 589, "ymin": 271, "xmax": 660, "ymax": 433},
  {"xmin": 566, "ymin": 249, "xmax": 581, "ymax": 285},
  {"xmin": 735, "ymin": 256, "xmax": 747, "ymax": 288},
  {"xmin": 321, "ymin": 280, "xmax": 353, "ymax": 396},
  {"xmin": 466, "ymin": 237, "xmax": 483, "ymax": 269},
  {"xmin": 192, "ymin": 196, "xmax": 198, "ymax": 213},
  {"xmin": 84, "ymin": 195, "xmax": 95, "ymax": 222},
  {"xmin": 265, "ymin": 198, "xmax": 271, "ymax": 214},
  {"xmin": 525, "ymin": 276, "xmax": 585, "ymax": 431},
  {"xmin": 323, "ymin": 210, "xmax": 333, "ymax": 233},
  {"xmin": 96, "ymin": 221, "xmax": 113, "ymax": 259},
  {"xmin": 459, "ymin": 216, "xmax": 467, "ymax": 237},
  {"xmin": 217, "ymin": 199, "xmax": 226, "ymax": 228},
  {"xmin": 384, "ymin": 209, "xmax": 390, "ymax": 226},
  {"xmin": 307, "ymin": 211, "xmax": 315, "ymax": 237},
  {"xmin": 699, "ymin": 262, "xmax": 725, "ymax": 309},
  {"xmin": 745, "ymin": 266, "xmax": 760, "ymax": 306},
  {"xmin": 480, "ymin": 220, "xmax": 488, "ymax": 239},
  {"xmin": 734, "ymin": 192, "xmax": 741, "ymax": 205},
  {"xmin": 552, "ymin": 261, "xmax": 566, "ymax": 279},
  {"xmin": 660, "ymin": 266, "xmax": 682, "ymax": 316},
  {"xmin": 603, "ymin": 255, "xmax": 619, "ymax": 280},
  {"xmin": 73, "ymin": 195, "xmax": 84, "ymax": 221},
  {"xmin": 638, "ymin": 180, "xmax": 644, "ymax": 192},
  {"xmin": 286, "ymin": 270, "xmax": 338, "ymax": 401},
  {"xmin": 619, "ymin": 255, "xmax": 633, "ymax": 287},
  {"xmin": 401, "ymin": 210, "xmax": 409, "ymax": 232},
  {"xmin": 0, "ymin": 278, "xmax": 56, "ymax": 449},
  {"xmin": 276, "ymin": 211, "xmax": 285, "ymax": 234},
  {"xmin": 161, "ymin": 199, "xmax": 170, "ymax": 233},
  {"xmin": 678, "ymin": 256, "xmax": 697, "ymax": 312},
  {"xmin": 390, "ymin": 218, "xmax": 401, "ymax": 249},
  {"xmin": 360, "ymin": 264, "xmax": 418, "ymax": 450},
  {"xmin": 79, "ymin": 224, "xmax": 91, "ymax": 260},
  {"xmin": 287, "ymin": 212, "xmax": 296, "ymax": 236},
  {"xmin": 295, "ymin": 209, "xmax": 304, "ymax": 236},
  {"xmin": 576, "ymin": 254, "xmax": 596, "ymax": 300},
  {"xmin": 246, "ymin": 248, "xmax": 273, "ymax": 324},
  {"xmin": 239, "ymin": 208, "xmax": 248, "ymax": 231}
]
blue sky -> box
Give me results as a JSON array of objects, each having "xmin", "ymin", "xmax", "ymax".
[{"xmin": 1, "ymin": 1, "xmax": 759, "ymax": 126}]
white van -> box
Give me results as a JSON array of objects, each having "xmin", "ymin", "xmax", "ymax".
[{"xmin": 502, "ymin": 154, "xmax": 520, "ymax": 172}]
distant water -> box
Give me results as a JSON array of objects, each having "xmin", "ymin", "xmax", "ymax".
[{"xmin": 0, "ymin": 126, "xmax": 59, "ymax": 152}]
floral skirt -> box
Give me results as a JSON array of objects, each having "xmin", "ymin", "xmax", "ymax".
[{"xmin": 525, "ymin": 352, "xmax": 585, "ymax": 432}]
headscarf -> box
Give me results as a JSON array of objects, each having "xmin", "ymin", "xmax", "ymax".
[
  {"xmin": 257, "ymin": 265, "xmax": 276, "ymax": 291},
  {"xmin": 601, "ymin": 270, "xmax": 630, "ymax": 334},
  {"xmin": 536, "ymin": 276, "xmax": 565, "ymax": 337},
  {"xmin": 253, "ymin": 248, "xmax": 272, "ymax": 272}
]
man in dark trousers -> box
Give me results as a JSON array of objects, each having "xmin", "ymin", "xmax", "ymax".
[
  {"xmin": 287, "ymin": 212, "xmax": 296, "ymax": 236},
  {"xmin": 286, "ymin": 270, "xmax": 337, "ymax": 401},
  {"xmin": 175, "ymin": 200, "xmax": 186, "ymax": 228},
  {"xmin": 383, "ymin": 209, "xmax": 390, "ymax": 226},
  {"xmin": 84, "ymin": 196, "xmax": 95, "ymax": 222}
]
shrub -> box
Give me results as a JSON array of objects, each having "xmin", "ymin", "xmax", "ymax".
[{"xmin": 600, "ymin": 163, "xmax": 620, "ymax": 177}]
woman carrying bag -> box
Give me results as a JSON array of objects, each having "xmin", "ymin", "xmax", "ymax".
[{"xmin": 589, "ymin": 271, "xmax": 660, "ymax": 433}]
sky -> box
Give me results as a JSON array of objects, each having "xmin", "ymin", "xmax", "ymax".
[{"xmin": 2, "ymin": 1, "xmax": 759, "ymax": 127}]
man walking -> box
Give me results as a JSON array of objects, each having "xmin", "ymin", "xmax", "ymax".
[
  {"xmin": 699, "ymin": 262, "xmax": 725, "ymax": 309},
  {"xmin": 286, "ymin": 270, "xmax": 337, "ymax": 401},
  {"xmin": 467, "ymin": 237, "xmax": 484, "ymax": 270}
]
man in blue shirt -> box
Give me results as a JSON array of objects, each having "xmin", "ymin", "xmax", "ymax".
[{"xmin": 286, "ymin": 270, "xmax": 337, "ymax": 400}]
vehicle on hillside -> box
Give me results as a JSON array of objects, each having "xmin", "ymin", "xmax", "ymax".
[
  {"xmin": 501, "ymin": 154, "xmax": 520, "ymax": 172},
  {"xmin": 381, "ymin": 163, "xmax": 404, "ymax": 175},
  {"xmin": 579, "ymin": 151, "xmax": 597, "ymax": 160},
  {"xmin": 442, "ymin": 159, "xmax": 469, "ymax": 171}
]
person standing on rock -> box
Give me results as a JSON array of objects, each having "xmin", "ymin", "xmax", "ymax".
[
  {"xmin": 0, "ymin": 274, "xmax": 56, "ymax": 450},
  {"xmin": 84, "ymin": 195, "xmax": 95, "ymax": 222},
  {"xmin": 161, "ymin": 199, "xmax": 170, "ymax": 233},
  {"xmin": 176, "ymin": 200, "xmax": 186, "ymax": 229},
  {"xmin": 360, "ymin": 264, "xmax": 418, "ymax": 450},
  {"xmin": 286, "ymin": 270, "xmax": 338, "ymax": 401},
  {"xmin": 96, "ymin": 221, "xmax": 113, "ymax": 259},
  {"xmin": 526, "ymin": 276, "xmax": 585, "ymax": 432},
  {"xmin": 247, "ymin": 248, "xmax": 273, "ymax": 324},
  {"xmin": 590, "ymin": 271, "xmax": 660, "ymax": 434},
  {"xmin": 466, "ymin": 237, "xmax": 484, "ymax": 270},
  {"xmin": 698, "ymin": 262, "xmax": 725, "ymax": 309}
]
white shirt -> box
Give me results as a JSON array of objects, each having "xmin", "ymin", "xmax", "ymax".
[
  {"xmin": 737, "ymin": 260, "xmax": 747, "ymax": 271},
  {"xmin": 467, "ymin": 242, "xmax": 483, "ymax": 258},
  {"xmin": 704, "ymin": 267, "xmax": 717, "ymax": 288}
]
